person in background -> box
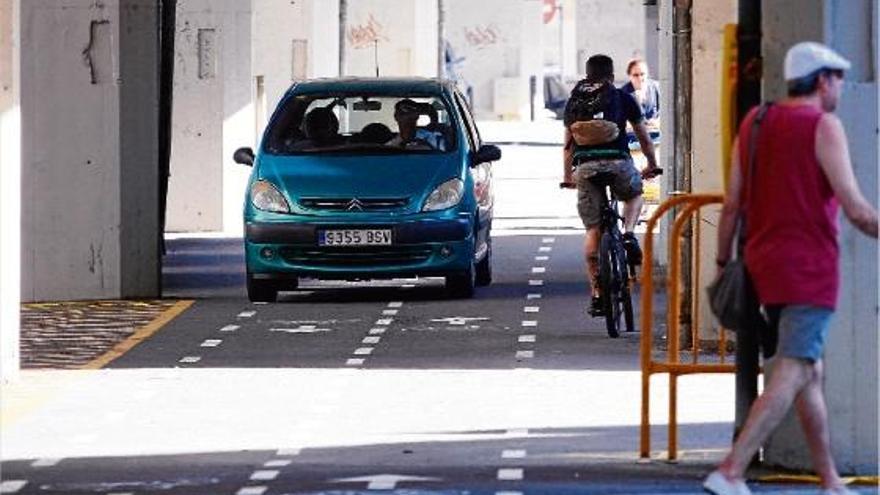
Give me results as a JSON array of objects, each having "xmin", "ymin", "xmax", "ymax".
[
  {"xmin": 703, "ymin": 41, "xmax": 878, "ymax": 495},
  {"xmin": 621, "ymin": 58, "xmax": 660, "ymax": 128}
]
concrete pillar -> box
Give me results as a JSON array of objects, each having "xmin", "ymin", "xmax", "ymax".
[
  {"xmin": 19, "ymin": 0, "xmax": 160, "ymax": 302},
  {"xmin": 762, "ymin": 0, "xmax": 879, "ymax": 475},
  {"xmin": 0, "ymin": 0, "xmax": 21, "ymax": 382}
]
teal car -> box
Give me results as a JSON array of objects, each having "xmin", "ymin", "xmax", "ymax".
[{"xmin": 232, "ymin": 78, "xmax": 501, "ymax": 302}]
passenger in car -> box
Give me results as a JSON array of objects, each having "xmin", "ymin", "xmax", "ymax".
[
  {"xmin": 294, "ymin": 107, "xmax": 344, "ymax": 149},
  {"xmin": 386, "ymin": 99, "xmax": 446, "ymax": 151}
]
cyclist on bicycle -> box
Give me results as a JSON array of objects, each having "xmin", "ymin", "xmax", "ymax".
[{"xmin": 561, "ymin": 54, "xmax": 661, "ymax": 315}]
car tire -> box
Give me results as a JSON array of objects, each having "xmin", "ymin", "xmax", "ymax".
[
  {"xmin": 446, "ymin": 262, "xmax": 476, "ymax": 299},
  {"xmin": 247, "ymin": 275, "xmax": 278, "ymax": 303},
  {"xmin": 475, "ymin": 240, "xmax": 492, "ymax": 287}
]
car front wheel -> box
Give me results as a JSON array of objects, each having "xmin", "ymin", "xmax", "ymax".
[
  {"xmin": 475, "ymin": 240, "xmax": 492, "ymax": 286},
  {"xmin": 247, "ymin": 275, "xmax": 278, "ymax": 303},
  {"xmin": 446, "ymin": 262, "xmax": 475, "ymax": 298}
]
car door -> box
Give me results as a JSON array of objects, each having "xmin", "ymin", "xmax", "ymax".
[{"xmin": 452, "ymin": 91, "xmax": 494, "ymax": 241}]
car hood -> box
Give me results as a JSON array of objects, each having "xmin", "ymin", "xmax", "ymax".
[{"xmin": 256, "ymin": 152, "xmax": 462, "ymax": 212}]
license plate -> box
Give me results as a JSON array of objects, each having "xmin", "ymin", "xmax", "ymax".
[{"xmin": 319, "ymin": 229, "xmax": 392, "ymax": 246}]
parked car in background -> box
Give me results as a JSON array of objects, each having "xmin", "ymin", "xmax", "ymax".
[{"xmin": 233, "ymin": 78, "xmax": 501, "ymax": 302}]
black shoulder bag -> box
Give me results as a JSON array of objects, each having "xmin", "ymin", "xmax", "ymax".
[{"xmin": 707, "ymin": 103, "xmax": 773, "ymax": 330}]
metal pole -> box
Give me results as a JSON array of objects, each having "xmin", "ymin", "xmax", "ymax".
[
  {"xmin": 672, "ymin": 0, "xmax": 693, "ymax": 353},
  {"xmin": 338, "ymin": 0, "xmax": 347, "ymax": 77},
  {"xmin": 734, "ymin": 0, "xmax": 762, "ymax": 450}
]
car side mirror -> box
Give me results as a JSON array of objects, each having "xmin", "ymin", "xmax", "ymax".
[
  {"xmin": 233, "ymin": 147, "xmax": 255, "ymax": 166},
  {"xmin": 472, "ymin": 144, "xmax": 501, "ymax": 166}
]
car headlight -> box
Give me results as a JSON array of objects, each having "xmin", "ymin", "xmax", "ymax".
[
  {"xmin": 422, "ymin": 178, "xmax": 464, "ymax": 212},
  {"xmin": 251, "ymin": 180, "xmax": 291, "ymax": 213}
]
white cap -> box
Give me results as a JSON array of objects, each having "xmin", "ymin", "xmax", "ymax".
[{"xmin": 784, "ymin": 41, "xmax": 851, "ymax": 81}]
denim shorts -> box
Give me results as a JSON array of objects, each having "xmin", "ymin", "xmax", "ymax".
[
  {"xmin": 764, "ymin": 305, "xmax": 833, "ymax": 362},
  {"xmin": 574, "ymin": 157, "xmax": 643, "ymax": 228}
]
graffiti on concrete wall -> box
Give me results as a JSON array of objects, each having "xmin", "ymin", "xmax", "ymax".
[
  {"xmin": 463, "ymin": 24, "xmax": 502, "ymax": 50},
  {"xmin": 348, "ymin": 14, "xmax": 390, "ymax": 49}
]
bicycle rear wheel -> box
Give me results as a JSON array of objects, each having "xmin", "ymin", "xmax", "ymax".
[{"xmin": 599, "ymin": 233, "xmax": 622, "ymax": 338}]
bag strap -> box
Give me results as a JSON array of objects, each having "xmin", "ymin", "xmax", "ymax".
[{"xmin": 736, "ymin": 102, "xmax": 773, "ymax": 254}]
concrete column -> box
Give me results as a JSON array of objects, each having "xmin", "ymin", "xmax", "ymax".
[
  {"xmin": 762, "ymin": 0, "xmax": 879, "ymax": 475},
  {"xmin": 0, "ymin": 0, "xmax": 21, "ymax": 382},
  {"xmin": 19, "ymin": 0, "xmax": 160, "ymax": 302}
]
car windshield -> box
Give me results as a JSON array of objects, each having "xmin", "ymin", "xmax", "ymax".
[{"xmin": 264, "ymin": 94, "xmax": 457, "ymax": 155}]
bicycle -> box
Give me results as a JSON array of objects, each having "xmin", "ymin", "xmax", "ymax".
[{"xmin": 561, "ymin": 167, "xmax": 662, "ymax": 338}]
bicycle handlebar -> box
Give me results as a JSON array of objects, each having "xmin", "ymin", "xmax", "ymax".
[{"xmin": 559, "ymin": 168, "xmax": 663, "ymax": 190}]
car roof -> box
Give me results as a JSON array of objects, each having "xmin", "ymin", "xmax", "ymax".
[{"xmin": 286, "ymin": 77, "xmax": 457, "ymax": 97}]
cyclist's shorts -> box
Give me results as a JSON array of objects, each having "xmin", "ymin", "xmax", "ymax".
[{"xmin": 574, "ymin": 157, "xmax": 643, "ymax": 229}]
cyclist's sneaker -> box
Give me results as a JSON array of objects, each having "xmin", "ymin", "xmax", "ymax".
[
  {"xmin": 589, "ymin": 296, "xmax": 605, "ymax": 317},
  {"xmin": 623, "ymin": 232, "xmax": 643, "ymax": 266}
]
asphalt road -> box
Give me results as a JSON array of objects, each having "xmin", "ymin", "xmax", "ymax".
[{"xmin": 2, "ymin": 145, "xmax": 854, "ymax": 495}]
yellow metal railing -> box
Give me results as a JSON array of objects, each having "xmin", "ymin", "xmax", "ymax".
[{"xmin": 639, "ymin": 193, "xmax": 736, "ymax": 461}]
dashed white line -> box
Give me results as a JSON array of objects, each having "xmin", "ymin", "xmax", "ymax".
[
  {"xmin": 238, "ymin": 310, "xmax": 257, "ymax": 318},
  {"xmin": 276, "ymin": 448, "xmax": 301, "ymax": 456},
  {"xmin": 369, "ymin": 327, "xmax": 387, "ymax": 335},
  {"xmin": 31, "ymin": 458, "xmax": 60, "ymax": 467},
  {"xmin": 0, "ymin": 481, "xmax": 28, "ymax": 493},
  {"xmin": 541, "ymin": 238, "xmax": 556, "ymax": 244},
  {"xmin": 506, "ymin": 428, "xmax": 529, "ymax": 436},
  {"xmin": 346, "ymin": 358, "xmax": 365, "ymax": 366},
  {"xmin": 495, "ymin": 492, "xmax": 524, "ymax": 495},
  {"xmin": 200, "ymin": 339, "xmax": 222, "ymax": 348},
  {"xmin": 501, "ymin": 449, "xmax": 527, "ymax": 459},
  {"xmin": 253, "ymin": 302, "xmax": 268, "ymax": 306},
  {"xmin": 521, "ymin": 321, "xmax": 538, "ymax": 327},
  {"xmin": 388, "ymin": 301, "xmax": 404, "ymax": 308},
  {"xmin": 526, "ymin": 293, "xmax": 542, "ymax": 300},
  {"xmin": 220, "ymin": 324, "xmax": 240, "ymax": 332},
  {"xmin": 528, "ymin": 280, "xmax": 544, "ymax": 286},
  {"xmin": 535, "ymin": 256, "xmax": 549, "ymax": 261},
  {"xmin": 515, "ymin": 350, "xmax": 535, "ymax": 359},
  {"xmin": 178, "ymin": 356, "xmax": 201, "ymax": 364},
  {"xmin": 375, "ymin": 318, "xmax": 394, "ymax": 326},
  {"xmin": 353, "ymin": 347, "xmax": 374, "ymax": 356},
  {"xmin": 264, "ymin": 459, "xmax": 292, "ymax": 467},
  {"xmin": 249, "ymin": 470, "xmax": 279, "ymax": 481},
  {"xmin": 531, "ymin": 267, "xmax": 546, "ymax": 274},
  {"xmin": 382, "ymin": 309, "xmax": 399, "ymax": 316},
  {"xmin": 539, "ymin": 246, "xmax": 552, "ymax": 252},
  {"xmin": 523, "ymin": 306, "xmax": 540, "ymax": 313},
  {"xmin": 497, "ymin": 468, "xmax": 524, "ymax": 480},
  {"xmin": 236, "ymin": 486, "xmax": 268, "ymax": 495},
  {"xmin": 107, "ymin": 492, "xmax": 134, "ymax": 495},
  {"xmin": 518, "ymin": 335, "xmax": 536, "ymax": 343},
  {"xmin": 362, "ymin": 336, "xmax": 381, "ymax": 345}
]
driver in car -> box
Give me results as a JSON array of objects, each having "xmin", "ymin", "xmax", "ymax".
[{"xmin": 386, "ymin": 99, "xmax": 445, "ymax": 151}]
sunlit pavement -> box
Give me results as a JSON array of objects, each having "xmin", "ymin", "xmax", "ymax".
[{"xmin": 3, "ymin": 125, "xmax": 872, "ymax": 494}]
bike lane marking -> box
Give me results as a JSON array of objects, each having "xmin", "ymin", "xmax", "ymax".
[{"xmin": 345, "ymin": 302, "xmax": 403, "ymax": 367}]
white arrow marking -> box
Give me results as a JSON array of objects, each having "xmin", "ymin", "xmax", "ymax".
[
  {"xmin": 430, "ymin": 316, "xmax": 490, "ymax": 326},
  {"xmin": 330, "ymin": 474, "xmax": 442, "ymax": 490},
  {"xmin": 269, "ymin": 326, "xmax": 331, "ymax": 334}
]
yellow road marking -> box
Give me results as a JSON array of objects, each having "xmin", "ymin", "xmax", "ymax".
[
  {"xmin": 758, "ymin": 474, "xmax": 879, "ymax": 486},
  {"xmin": 81, "ymin": 299, "xmax": 194, "ymax": 369}
]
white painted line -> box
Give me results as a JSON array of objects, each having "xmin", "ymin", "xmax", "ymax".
[
  {"xmin": 516, "ymin": 350, "xmax": 535, "ymax": 359},
  {"xmin": 200, "ymin": 339, "xmax": 222, "ymax": 348},
  {"xmin": 178, "ymin": 356, "xmax": 201, "ymax": 364},
  {"xmin": 253, "ymin": 302, "xmax": 268, "ymax": 306},
  {"xmin": 353, "ymin": 347, "xmax": 374, "ymax": 356},
  {"xmin": 497, "ymin": 468, "xmax": 524, "ymax": 481},
  {"xmin": 31, "ymin": 458, "xmax": 60, "ymax": 467},
  {"xmin": 0, "ymin": 481, "xmax": 28, "ymax": 493},
  {"xmin": 269, "ymin": 326, "xmax": 331, "ymax": 334},
  {"xmin": 238, "ymin": 310, "xmax": 257, "ymax": 318},
  {"xmin": 250, "ymin": 470, "xmax": 279, "ymax": 481},
  {"xmin": 523, "ymin": 306, "xmax": 540, "ymax": 313},
  {"xmin": 507, "ymin": 428, "xmax": 529, "ymax": 436},
  {"xmin": 382, "ymin": 309, "xmax": 399, "ymax": 316},
  {"xmin": 535, "ymin": 255, "xmax": 549, "ymax": 261},
  {"xmin": 375, "ymin": 318, "xmax": 393, "ymax": 326},
  {"xmin": 495, "ymin": 492, "xmax": 524, "ymax": 495},
  {"xmin": 528, "ymin": 279, "xmax": 544, "ymax": 286},
  {"xmin": 346, "ymin": 358, "xmax": 365, "ymax": 366},
  {"xmin": 276, "ymin": 448, "xmax": 301, "ymax": 456},
  {"xmin": 502, "ymin": 449, "xmax": 527, "ymax": 459},
  {"xmin": 521, "ymin": 320, "xmax": 538, "ymax": 327},
  {"xmin": 388, "ymin": 301, "xmax": 404, "ymax": 308},
  {"xmin": 264, "ymin": 459, "xmax": 292, "ymax": 467},
  {"xmin": 369, "ymin": 327, "xmax": 387, "ymax": 335},
  {"xmin": 539, "ymin": 246, "xmax": 552, "ymax": 252},
  {"xmin": 362, "ymin": 336, "xmax": 381, "ymax": 344},
  {"xmin": 401, "ymin": 283, "xmax": 416, "ymax": 289},
  {"xmin": 526, "ymin": 293, "xmax": 542, "ymax": 299},
  {"xmin": 107, "ymin": 492, "xmax": 135, "ymax": 495},
  {"xmin": 236, "ymin": 487, "xmax": 268, "ymax": 495},
  {"xmin": 220, "ymin": 324, "xmax": 240, "ymax": 332},
  {"xmin": 518, "ymin": 335, "xmax": 536, "ymax": 343},
  {"xmin": 541, "ymin": 237, "xmax": 556, "ymax": 243},
  {"xmin": 531, "ymin": 267, "xmax": 546, "ymax": 274}
]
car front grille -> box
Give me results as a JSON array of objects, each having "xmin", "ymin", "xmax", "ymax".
[
  {"xmin": 299, "ymin": 197, "xmax": 410, "ymax": 211},
  {"xmin": 279, "ymin": 245, "xmax": 433, "ymax": 267}
]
